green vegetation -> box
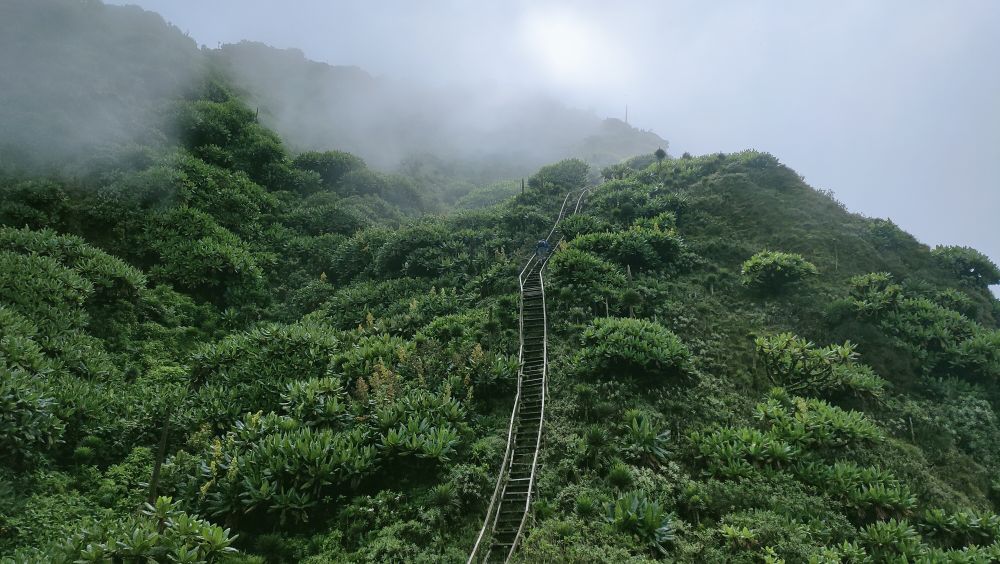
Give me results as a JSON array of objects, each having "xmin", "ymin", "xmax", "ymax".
[
  {"xmin": 740, "ymin": 249, "xmax": 818, "ymax": 293},
  {"xmin": 0, "ymin": 2, "xmax": 998, "ymax": 562},
  {"xmin": 578, "ymin": 318, "xmax": 690, "ymax": 381}
]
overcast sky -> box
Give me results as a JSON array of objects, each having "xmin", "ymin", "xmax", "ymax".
[{"xmin": 111, "ymin": 0, "xmax": 999, "ymax": 290}]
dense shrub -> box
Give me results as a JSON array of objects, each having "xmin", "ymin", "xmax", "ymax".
[
  {"xmin": 0, "ymin": 250, "xmax": 91, "ymax": 335},
  {"xmin": 931, "ymin": 245, "xmax": 1000, "ymax": 288},
  {"xmin": 950, "ymin": 330, "xmax": 1000, "ymax": 383},
  {"xmin": 849, "ymin": 272, "xmax": 903, "ymax": 317},
  {"xmin": 605, "ymin": 491, "xmax": 676, "ymax": 555},
  {"xmin": 190, "ymin": 322, "xmax": 341, "ymax": 417},
  {"xmin": 339, "ymin": 169, "xmax": 426, "ymax": 211},
  {"xmin": 517, "ymin": 517, "xmax": 654, "ymax": 563},
  {"xmin": 846, "ymin": 276, "xmax": 1000, "ymax": 381},
  {"xmin": 740, "ymin": 250, "xmax": 817, "ymax": 293},
  {"xmin": 528, "ymin": 158, "xmax": 589, "ymax": 191},
  {"xmin": 0, "ymin": 179, "xmax": 74, "ymax": 231},
  {"xmin": 558, "ymin": 213, "xmax": 611, "ymax": 241},
  {"xmin": 0, "ymin": 369, "xmax": 65, "ymax": 468},
  {"xmin": 327, "ymin": 227, "xmax": 393, "ymax": 284},
  {"xmin": 40, "ymin": 497, "xmax": 239, "ymax": 563},
  {"xmin": 169, "ymin": 153, "xmax": 277, "ymax": 237},
  {"xmin": 754, "ymin": 333, "xmax": 885, "ymax": 398},
  {"xmin": 547, "ymin": 248, "xmax": 626, "ymax": 312},
  {"xmin": 569, "ymin": 221, "xmax": 683, "ymax": 272},
  {"xmin": 145, "ymin": 206, "xmax": 263, "ymax": 305},
  {"xmin": 579, "ymin": 317, "xmax": 690, "ymax": 380},
  {"xmin": 175, "ymin": 97, "xmax": 288, "ymax": 188},
  {"xmin": 374, "ymin": 222, "xmax": 468, "ymax": 278},
  {"xmin": 0, "ymin": 226, "xmax": 146, "ymax": 334},
  {"xmin": 292, "ymin": 150, "xmax": 366, "ymax": 189},
  {"xmin": 281, "ymin": 200, "xmax": 364, "ymax": 236},
  {"xmin": 167, "ymin": 376, "xmax": 466, "ymax": 528}
]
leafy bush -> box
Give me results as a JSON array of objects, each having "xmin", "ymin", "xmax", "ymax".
[
  {"xmin": 621, "ymin": 410, "xmax": 670, "ymax": 468},
  {"xmin": 579, "ymin": 317, "xmax": 690, "ymax": 380},
  {"xmin": 281, "ymin": 377, "xmax": 353, "ymax": 429},
  {"xmin": 950, "ymin": 330, "xmax": 1000, "ymax": 383},
  {"xmin": 281, "ymin": 201, "xmax": 364, "ymax": 237},
  {"xmin": 849, "ymin": 272, "xmax": 903, "ymax": 317},
  {"xmin": 145, "ymin": 206, "xmax": 263, "ymax": 305},
  {"xmin": 339, "ymin": 169, "xmax": 426, "ymax": 212},
  {"xmin": 569, "ymin": 223, "xmax": 683, "ymax": 272},
  {"xmin": 517, "ymin": 517, "xmax": 654, "ymax": 563},
  {"xmin": 166, "ymin": 411, "xmax": 377, "ymax": 526},
  {"xmin": 843, "ymin": 273, "xmax": 1000, "ymax": 382},
  {"xmin": 175, "ymin": 97, "xmax": 288, "ymax": 188},
  {"xmin": 528, "ymin": 158, "xmax": 589, "ymax": 191},
  {"xmin": 559, "ymin": 214, "xmax": 611, "ymax": 241},
  {"xmin": 932, "ymin": 245, "xmax": 1000, "ymax": 288},
  {"xmin": 0, "ymin": 307, "xmax": 52, "ymax": 374},
  {"xmin": 0, "ymin": 370, "xmax": 65, "ymax": 468},
  {"xmin": 331, "ymin": 333, "xmax": 412, "ymax": 389},
  {"xmin": 740, "ymin": 250, "xmax": 817, "ymax": 293},
  {"xmin": 190, "ymin": 322, "xmax": 341, "ymax": 417},
  {"xmin": 327, "ymin": 227, "xmax": 393, "ymax": 284},
  {"xmin": 857, "ymin": 519, "xmax": 925, "ymax": 560},
  {"xmin": 933, "ymin": 288, "xmax": 977, "ymax": 318},
  {"xmin": 44, "ymin": 497, "xmax": 239, "ymax": 563},
  {"xmin": 755, "ymin": 391, "xmax": 882, "ymax": 449},
  {"xmin": 717, "ymin": 509, "xmax": 824, "ymax": 561},
  {"xmin": 292, "ymin": 150, "xmax": 366, "ymax": 190},
  {"xmin": 168, "ymin": 361, "xmax": 467, "ymax": 528},
  {"xmin": 168, "ymin": 153, "xmax": 277, "ymax": 237},
  {"xmin": 793, "ymin": 461, "xmax": 916, "ymax": 521},
  {"xmin": 547, "ymin": 248, "xmax": 627, "ymax": 312},
  {"xmin": 919, "ymin": 508, "xmax": 1000, "ymax": 549},
  {"xmin": 0, "ymin": 226, "xmax": 146, "ymax": 341},
  {"xmin": 754, "ymin": 333, "xmax": 885, "ymax": 398},
  {"xmin": 690, "ymin": 389, "xmax": 906, "ymax": 522},
  {"xmin": 0, "ymin": 179, "xmax": 73, "ymax": 230},
  {"xmin": 690, "ymin": 426, "xmax": 799, "ymax": 479},
  {"xmin": 605, "ymin": 491, "xmax": 676, "ymax": 555},
  {"xmin": 606, "ymin": 461, "xmax": 635, "ymax": 491},
  {"xmin": 0, "ymin": 251, "xmax": 91, "ymax": 335},
  {"xmin": 374, "ymin": 222, "xmax": 469, "ymax": 278}
]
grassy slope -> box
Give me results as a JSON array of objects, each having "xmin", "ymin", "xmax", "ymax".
[
  {"xmin": 1, "ymin": 2, "xmax": 999, "ymax": 562},
  {"xmin": 527, "ymin": 152, "xmax": 1000, "ymax": 561}
]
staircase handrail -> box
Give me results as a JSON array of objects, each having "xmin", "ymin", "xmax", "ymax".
[{"xmin": 468, "ymin": 185, "xmax": 592, "ymax": 563}]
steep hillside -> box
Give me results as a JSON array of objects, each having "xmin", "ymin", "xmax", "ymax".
[
  {"xmin": 0, "ymin": 0, "xmax": 203, "ymax": 171},
  {"xmin": 2, "ymin": 2, "xmax": 1000, "ymax": 563},
  {"xmin": 211, "ymin": 41, "xmax": 668, "ymax": 175},
  {"xmin": 0, "ymin": 0, "xmax": 665, "ymax": 187},
  {"xmin": 2, "ymin": 82, "xmax": 999, "ymax": 561}
]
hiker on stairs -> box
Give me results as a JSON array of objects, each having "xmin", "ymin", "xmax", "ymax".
[{"xmin": 535, "ymin": 239, "xmax": 551, "ymax": 260}]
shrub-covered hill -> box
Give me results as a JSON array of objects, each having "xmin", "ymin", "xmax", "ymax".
[
  {"xmin": 525, "ymin": 154, "xmax": 1000, "ymax": 562},
  {"xmin": 0, "ymin": 0, "xmax": 666, "ymax": 191},
  {"xmin": 2, "ymin": 72, "xmax": 1000, "ymax": 561},
  {"xmin": 209, "ymin": 41, "xmax": 667, "ymax": 175},
  {"xmin": 2, "ymin": 3, "xmax": 1000, "ymax": 563}
]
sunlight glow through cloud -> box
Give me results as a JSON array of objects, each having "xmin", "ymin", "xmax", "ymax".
[
  {"xmin": 104, "ymin": 0, "xmax": 1000, "ymax": 283},
  {"xmin": 517, "ymin": 6, "xmax": 633, "ymax": 92}
]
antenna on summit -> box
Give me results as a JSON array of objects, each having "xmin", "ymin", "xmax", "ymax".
[{"xmin": 625, "ymin": 104, "xmax": 629, "ymax": 125}]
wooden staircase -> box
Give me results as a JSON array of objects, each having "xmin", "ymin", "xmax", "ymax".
[
  {"xmin": 486, "ymin": 260, "xmax": 545, "ymax": 562},
  {"xmin": 468, "ymin": 188, "xmax": 590, "ymax": 564}
]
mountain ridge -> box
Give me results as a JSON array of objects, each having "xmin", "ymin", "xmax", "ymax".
[
  {"xmin": 0, "ymin": 0, "xmax": 666, "ymax": 183},
  {"xmin": 1, "ymin": 1, "xmax": 999, "ymax": 563}
]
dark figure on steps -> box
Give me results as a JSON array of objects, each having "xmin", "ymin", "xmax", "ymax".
[{"xmin": 535, "ymin": 239, "xmax": 551, "ymax": 259}]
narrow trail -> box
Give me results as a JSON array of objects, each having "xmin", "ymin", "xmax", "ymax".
[{"xmin": 468, "ymin": 187, "xmax": 590, "ymax": 564}]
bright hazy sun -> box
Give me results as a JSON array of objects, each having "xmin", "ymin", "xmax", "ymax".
[{"xmin": 519, "ymin": 8, "xmax": 621, "ymax": 89}]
